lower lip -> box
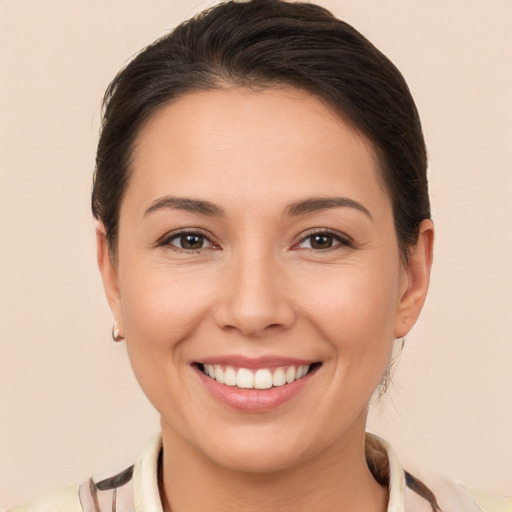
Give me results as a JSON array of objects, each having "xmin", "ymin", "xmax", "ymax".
[{"xmin": 195, "ymin": 366, "xmax": 316, "ymax": 412}]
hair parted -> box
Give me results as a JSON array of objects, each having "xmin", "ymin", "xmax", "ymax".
[{"xmin": 92, "ymin": 0, "xmax": 430, "ymax": 260}]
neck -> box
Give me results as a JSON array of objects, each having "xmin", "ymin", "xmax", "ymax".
[{"xmin": 159, "ymin": 416, "xmax": 388, "ymax": 512}]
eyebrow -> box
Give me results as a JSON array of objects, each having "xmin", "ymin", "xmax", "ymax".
[
  {"xmin": 144, "ymin": 195, "xmax": 372, "ymax": 220},
  {"xmin": 144, "ymin": 196, "xmax": 224, "ymax": 217},
  {"xmin": 285, "ymin": 197, "xmax": 373, "ymax": 219}
]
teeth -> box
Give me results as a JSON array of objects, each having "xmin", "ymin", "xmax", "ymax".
[
  {"xmin": 214, "ymin": 365, "xmax": 224, "ymax": 384},
  {"xmin": 272, "ymin": 367, "xmax": 286, "ymax": 387},
  {"xmin": 224, "ymin": 366, "xmax": 237, "ymax": 386},
  {"xmin": 201, "ymin": 364, "xmax": 312, "ymax": 389},
  {"xmin": 297, "ymin": 364, "xmax": 309, "ymax": 379},
  {"xmin": 237, "ymin": 368, "xmax": 253, "ymax": 389},
  {"xmin": 206, "ymin": 364, "xmax": 216, "ymax": 379},
  {"xmin": 254, "ymin": 369, "xmax": 273, "ymax": 389},
  {"xmin": 285, "ymin": 366, "xmax": 296, "ymax": 383}
]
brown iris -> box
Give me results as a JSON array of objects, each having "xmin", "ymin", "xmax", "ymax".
[
  {"xmin": 179, "ymin": 233, "xmax": 205, "ymax": 250},
  {"xmin": 309, "ymin": 233, "xmax": 334, "ymax": 250}
]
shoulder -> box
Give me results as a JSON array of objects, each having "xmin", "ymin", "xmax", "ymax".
[
  {"xmin": 366, "ymin": 433, "xmax": 511, "ymax": 512},
  {"xmin": 7, "ymin": 485, "xmax": 82, "ymax": 512},
  {"xmin": 461, "ymin": 485, "xmax": 512, "ymax": 512},
  {"xmin": 5, "ymin": 434, "xmax": 162, "ymax": 512},
  {"xmin": 405, "ymin": 470, "xmax": 512, "ymax": 512}
]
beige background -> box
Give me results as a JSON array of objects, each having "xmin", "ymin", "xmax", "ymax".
[{"xmin": 1, "ymin": 0, "xmax": 511, "ymax": 508}]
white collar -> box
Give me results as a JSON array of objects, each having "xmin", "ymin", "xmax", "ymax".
[
  {"xmin": 131, "ymin": 432, "xmax": 408, "ymax": 512},
  {"xmin": 81, "ymin": 432, "xmax": 481, "ymax": 512}
]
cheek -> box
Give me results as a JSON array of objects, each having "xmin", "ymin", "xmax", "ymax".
[
  {"xmin": 117, "ymin": 265, "xmax": 216, "ymax": 412},
  {"xmin": 296, "ymin": 258, "xmax": 401, "ymax": 399},
  {"xmin": 299, "ymin": 259, "xmax": 401, "ymax": 347},
  {"xmin": 119, "ymin": 263, "xmax": 214, "ymax": 347}
]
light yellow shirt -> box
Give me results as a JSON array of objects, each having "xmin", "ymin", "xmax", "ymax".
[{"xmin": 8, "ymin": 433, "xmax": 511, "ymax": 512}]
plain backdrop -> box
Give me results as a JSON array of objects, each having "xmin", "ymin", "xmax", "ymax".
[{"xmin": 1, "ymin": 0, "xmax": 511, "ymax": 508}]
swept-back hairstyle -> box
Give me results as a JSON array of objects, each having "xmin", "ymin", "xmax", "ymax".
[{"xmin": 92, "ymin": 0, "xmax": 430, "ymax": 260}]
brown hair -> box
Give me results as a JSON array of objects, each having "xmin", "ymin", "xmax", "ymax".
[{"xmin": 92, "ymin": 0, "xmax": 430, "ymax": 260}]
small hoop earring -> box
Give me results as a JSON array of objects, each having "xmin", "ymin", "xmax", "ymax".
[{"xmin": 112, "ymin": 321, "xmax": 123, "ymax": 342}]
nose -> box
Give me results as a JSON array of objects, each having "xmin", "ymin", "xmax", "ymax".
[{"xmin": 213, "ymin": 249, "xmax": 296, "ymax": 337}]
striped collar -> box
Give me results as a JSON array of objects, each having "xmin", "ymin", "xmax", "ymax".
[{"xmin": 80, "ymin": 432, "xmax": 482, "ymax": 512}]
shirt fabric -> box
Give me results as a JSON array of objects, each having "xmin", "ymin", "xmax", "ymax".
[{"xmin": 9, "ymin": 433, "xmax": 511, "ymax": 512}]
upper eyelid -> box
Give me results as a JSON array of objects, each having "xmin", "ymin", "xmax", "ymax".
[
  {"xmin": 297, "ymin": 228, "xmax": 351, "ymax": 243},
  {"xmin": 157, "ymin": 228, "xmax": 217, "ymax": 247},
  {"xmin": 292, "ymin": 229, "xmax": 353, "ymax": 251}
]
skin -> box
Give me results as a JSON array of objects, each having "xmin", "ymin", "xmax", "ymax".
[{"xmin": 97, "ymin": 87, "xmax": 433, "ymax": 512}]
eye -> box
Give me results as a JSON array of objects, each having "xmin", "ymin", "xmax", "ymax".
[
  {"xmin": 296, "ymin": 230, "xmax": 350, "ymax": 251},
  {"xmin": 164, "ymin": 231, "xmax": 214, "ymax": 251}
]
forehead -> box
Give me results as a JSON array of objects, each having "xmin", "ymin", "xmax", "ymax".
[{"xmin": 126, "ymin": 86, "xmax": 389, "ymax": 215}]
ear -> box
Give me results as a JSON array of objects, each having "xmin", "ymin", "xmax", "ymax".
[
  {"xmin": 395, "ymin": 219, "xmax": 434, "ymax": 338},
  {"xmin": 96, "ymin": 222, "xmax": 124, "ymax": 338}
]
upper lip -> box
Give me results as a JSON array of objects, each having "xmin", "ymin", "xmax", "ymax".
[{"xmin": 194, "ymin": 355, "xmax": 317, "ymax": 369}]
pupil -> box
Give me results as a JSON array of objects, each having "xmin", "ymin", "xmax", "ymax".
[
  {"xmin": 182, "ymin": 234, "xmax": 203, "ymax": 249},
  {"xmin": 311, "ymin": 234, "xmax": 332, "ymax": 249}
]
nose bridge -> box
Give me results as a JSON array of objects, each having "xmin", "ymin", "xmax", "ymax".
[{"xmin": 216, "ymin": 241, "xmax": 294, "ymax": 336}]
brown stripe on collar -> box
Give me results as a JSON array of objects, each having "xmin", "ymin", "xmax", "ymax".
[
  {"xmin": 96, "ymin": 466, "xmax": 134, "ymax": 491},
  {"xmin": 405, "ymin": 471, "xmax": 442, "ymax": 512}
]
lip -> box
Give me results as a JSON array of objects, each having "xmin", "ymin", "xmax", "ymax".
[{"xmin": 193, "ymin": 358, "xmax": 320, "ymax": 412}]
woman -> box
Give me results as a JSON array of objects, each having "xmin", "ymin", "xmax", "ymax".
[{"xmin": 7, "ymin": 1, "xmax": 510, "ymax": 511}]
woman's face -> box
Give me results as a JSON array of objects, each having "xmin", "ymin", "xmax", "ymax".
[{"xmin": 98, "ymin": 87, "xmax": 431, "ymax": 472}]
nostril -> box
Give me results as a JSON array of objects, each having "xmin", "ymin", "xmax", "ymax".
[{"xmin": 212, "ymin": 284, "xmax": 297, "ymax": 336}]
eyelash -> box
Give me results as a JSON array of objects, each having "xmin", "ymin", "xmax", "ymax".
[
  {"xmin": 158, "ymin": 228, "xmax": 352, "ymax": 253},
  {"xmin": 294, "ymin": 229, "xmax": 352, "ymax": 251},
  {"xmin": 159, "ymin": 229, "xmax": 218, "ymax": 253}
]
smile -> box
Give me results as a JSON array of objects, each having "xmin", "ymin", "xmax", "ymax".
[
  {"xmin": 194, "ymin": 360, "xmax": 321, "ymax": 411},
  {"xmin": 198, "ymin": 364, "xmax": 313, "ymax": 390}
]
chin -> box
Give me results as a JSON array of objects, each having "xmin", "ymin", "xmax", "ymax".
[
  {"xmin": 202, "ymin": 434, "xmax": 312, "ymax": 474},
  {"xmin": 167, "ymin": 416, "xmax": 320, "ymax": 475}
]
